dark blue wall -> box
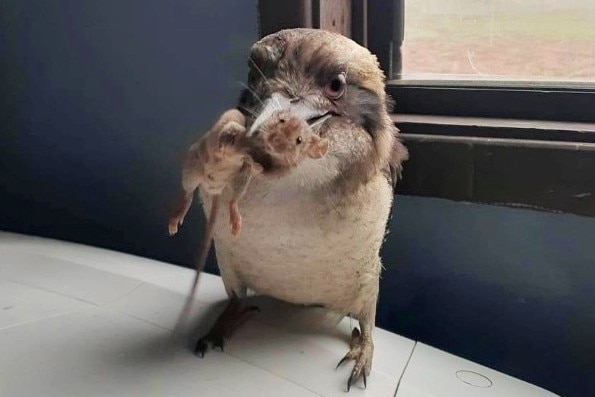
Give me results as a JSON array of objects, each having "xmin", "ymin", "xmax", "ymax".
[
  {"xmin": 0, "ymin": 0, "xmax": 257, "ymax": 266},
  {"xmin": 1, "ymin": 2, "xmax": 593, "ymax": 396},
  {"xmin": 382, "ymin": 196, "xmax": 595, "ymax": 397}
]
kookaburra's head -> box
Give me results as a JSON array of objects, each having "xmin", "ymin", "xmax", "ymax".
[{"xmin": 238, "ymin": 28, "xmax": 408, "ymax": 190}]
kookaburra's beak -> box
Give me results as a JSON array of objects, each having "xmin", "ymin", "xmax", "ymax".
[{"xmin": 247, "ymin": 93, "xmax": 329, "ymax": 137}]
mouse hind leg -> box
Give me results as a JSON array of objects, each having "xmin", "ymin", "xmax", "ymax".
[
  {"xmin": 227, "ymin": 160, "xmax": 255, "ymax": 236},
  {"xmin": 168, "ymin": 191, "xmax": 194, "ymax": 235},
  {"xmin": 229, "ymin": 200, "xmax": 242, "ymax": 236}
]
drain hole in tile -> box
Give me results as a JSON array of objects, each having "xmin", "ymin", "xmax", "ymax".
[{"xmin": 455, "ymin": 370, "xmax": 493, "ymax": 388}]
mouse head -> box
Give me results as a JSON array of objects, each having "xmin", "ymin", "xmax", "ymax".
[{"xmin": 258, "ymin": 110, "xmax": 329, "ymax": 166}]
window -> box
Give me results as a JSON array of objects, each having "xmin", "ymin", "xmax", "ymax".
[
  {"xmin": 402, "ymin": 0, "xmax": 595, "ymax": 83},
  {"xmin": 366, "ymin": 0, "xmax": 595, "ymax": 123}
]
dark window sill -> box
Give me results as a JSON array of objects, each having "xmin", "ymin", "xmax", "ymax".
[
  {"xmin": 393, "ymin": 115, "xmax": 595, "ymax": 217},
  {"xmin": 393, "ymin": 114, "xmax": 595, "ymax": 144},
  {"xmin": 387, "ymin": 84, "xmax": 595, "ymax": 123}
]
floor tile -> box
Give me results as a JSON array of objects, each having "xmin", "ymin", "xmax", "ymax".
[
  {"xmin": 396, "ymin": 343, "xmax": 559, "ymax": 397},
  {"xmin": 105, "ymin": 281, "xmax": 223, "ymax": 335},
  {"xmin": 0, "ymin": 252, "xmax": 142, "ymax": 305},
  {"xmin": 0, "ymin": 308, "xmax": 318, "ymax": 397},
  {"xmin": 0, "ymin": 280, "xmax": 91, "ymax": 329},
  {"xmin": 220, "ymin": 298, "xmax": 415, "ymax": 397}
]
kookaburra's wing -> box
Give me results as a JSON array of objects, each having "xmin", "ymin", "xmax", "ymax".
[
  {"xmin": 237, "ymin": 28, "xmax": 408, "ymax": 190},
  {"xmin": 387, "ymin": 128, "xmax": 409, "ymax": 188}
]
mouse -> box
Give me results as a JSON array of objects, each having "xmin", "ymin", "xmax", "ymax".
[
  {"xmin": 169, "ymin": 109, "xmax": 262, "ymax": 334},
  {"xmin": 168, "ymin": 109, "xmax": 262, "ymax": 237},
  {"xmin": 170, "ymin": 106, "xmax": 335, "ymax": 348},
  {"xmin": 254, "ymin": 110, "xmax": 329, "ymax": 168}
]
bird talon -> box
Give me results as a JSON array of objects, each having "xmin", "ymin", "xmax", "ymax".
[
  {"xmin": 195, "ymin": 332, "xmax": 225, "ymax": 357},
  {"xmin": 351, "ymin": 368, "xmax": 360, "ymax": 390},
  {"xmin": 336, "ymin": 354, "xmax": 351, "ymax": 370},
  {"xmin": 193, "ymin": 299, "xmax": 257, "ymax": 359},
  {"xmin": 346, "ymin": 369, "xmax": 359, "ymax": 392},
  {"xmin": 338, "ymin": 327, "xmax": 372, "ymax": 391},
  {"xmin": 194, "ymin": 339, "xmax": 208, "ymax": 358},
  {"xmin": 213, "ymin": 335, "xmax": 225, "ymax": 352}
]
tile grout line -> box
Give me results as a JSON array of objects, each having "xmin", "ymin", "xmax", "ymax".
[
  {"xmin": 99, "ymin": 280, "xmax": 146, "ymax": 307},
  {"xmin": 393, "ymin": 341, "xmax": 417, "ymax": 397},
  {"xmin": 247, "ymin": 315, "xmax": 408, "ymax": 383},
  {"xmin": 94, "ymin": 306, "xmax": 323, "ymax": 396},
  {"xmin": 0, "ymin": 306, "xmax": 97, "ymax": 331},
  {"xmin": 113, "ymin": 310, "xmax": 177, "ymax": 333},
  {"xmin": 3, "ymin": 278, "xmax": 100, "ymax": 306}
]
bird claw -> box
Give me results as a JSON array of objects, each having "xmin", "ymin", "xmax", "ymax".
[
  {"xmin": 339, "ymin": 327, "xmax": 372, "ymax": 392},
  {"xmin": 346, "ymin": 364, "xmax": 366, "ymax": 392},
  {"xmin": 194, "ymin": 339, "xmax": 207, "ymax": 358},
  {"xmin": 336, "ymin": 354, "xmax": 351, "ymax": 370},
  {"xmin": 213, "ymin": 335, "xmax": 225, "ymax": 351},
  {"xmin": 194, "ymin": 331, "xmax": 225, "ymax": 357},
  {"xmin": 346, "ymin": 371, "xmax": 367, "ymax": 391},
  {"xmin": 193, "ymin": 301, "xmax": 259, "ymax": 359},
  {"xmin": 347, "ymin": 371, "xmax": 355, "ymax": 392}
]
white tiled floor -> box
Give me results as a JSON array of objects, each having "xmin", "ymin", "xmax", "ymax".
[
  {"xmin": 0, "ymin": 280, "xmax": 89, "ymax": 329},
  {"xmin": 1, "ymin": 251, "xmax": 142, "ymax": 305},
  {"xmin": 0, "ymin": 232, "xmax": 560, "ymax": 397},
  {"xmin": 395, "ymin": 343, "xmax": 556, "ymax": 397}
]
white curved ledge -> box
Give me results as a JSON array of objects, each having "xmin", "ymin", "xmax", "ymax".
[{"xmin": 0, "ymin": 231, "xmax": 559, "ymax": 396}]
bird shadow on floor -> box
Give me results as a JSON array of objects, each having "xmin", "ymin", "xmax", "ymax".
[{"xmin": 100, "ymin": 295, "xmax": 352, "ymax": 373}]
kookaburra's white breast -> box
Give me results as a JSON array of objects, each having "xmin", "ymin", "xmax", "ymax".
[
  {"xmin": 202, "ymin": 156, "xmax": 393, "ymax": 315},
  {"xmin": 197, "ymin": 28, "xmax": 408, "ymax": 319}
]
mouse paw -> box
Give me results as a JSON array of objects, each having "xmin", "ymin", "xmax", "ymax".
[
  {"xmin": 168, "ymin": 217, "xmax": 181, "ymax": 236},
  {"xmin": 230, "ymin": 215, "xmax": 242, "ymax": 237},
  {"xmin": 218, "ymin": 121, "xmax": 245, "ymax": 148},
  {"xmin": 229, "ymin": 204, "xmax": 242, "ymax": 236}
]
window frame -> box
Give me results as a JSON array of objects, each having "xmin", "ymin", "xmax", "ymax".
[{"xmin": 367, "ymin": 0, "xmax": 595, "ymax": 124}]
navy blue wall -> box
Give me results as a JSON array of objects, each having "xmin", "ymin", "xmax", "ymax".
[
  {"xmin": 0, "ymin": 0, "xmax": 257, "ymax": 267},
  {"xmin": 1, "ymin": 2, "xmax": 593, "ymax": 396},
  {"xmin": 382, "ymin": 196, "xmax": 595, "ymax": 397}
]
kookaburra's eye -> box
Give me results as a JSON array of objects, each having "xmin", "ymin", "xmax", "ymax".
[
  {"xmin": 324, "ymin": 73, "xmax": 346, "ymax": 99},
  {"xmin": 296, "ymin": 136, "xmax": 303, "ymax": 145}
]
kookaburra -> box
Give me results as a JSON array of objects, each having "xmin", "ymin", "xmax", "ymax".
[{"xmin": 197, "ymin": 28, "xmax": 408, "ymax": 391}]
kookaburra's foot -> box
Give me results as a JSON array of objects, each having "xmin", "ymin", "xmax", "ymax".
[
  {"xmin": 194, "ymin": 298, "xmax": 259, "ymax": 357},
  {"xmin": 195, "ymin": 328, "xmax": 225, "ymax": 356},
  {"xmin": 336, "ymin": 327, "xmax": 373, "ymax": 392}
]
